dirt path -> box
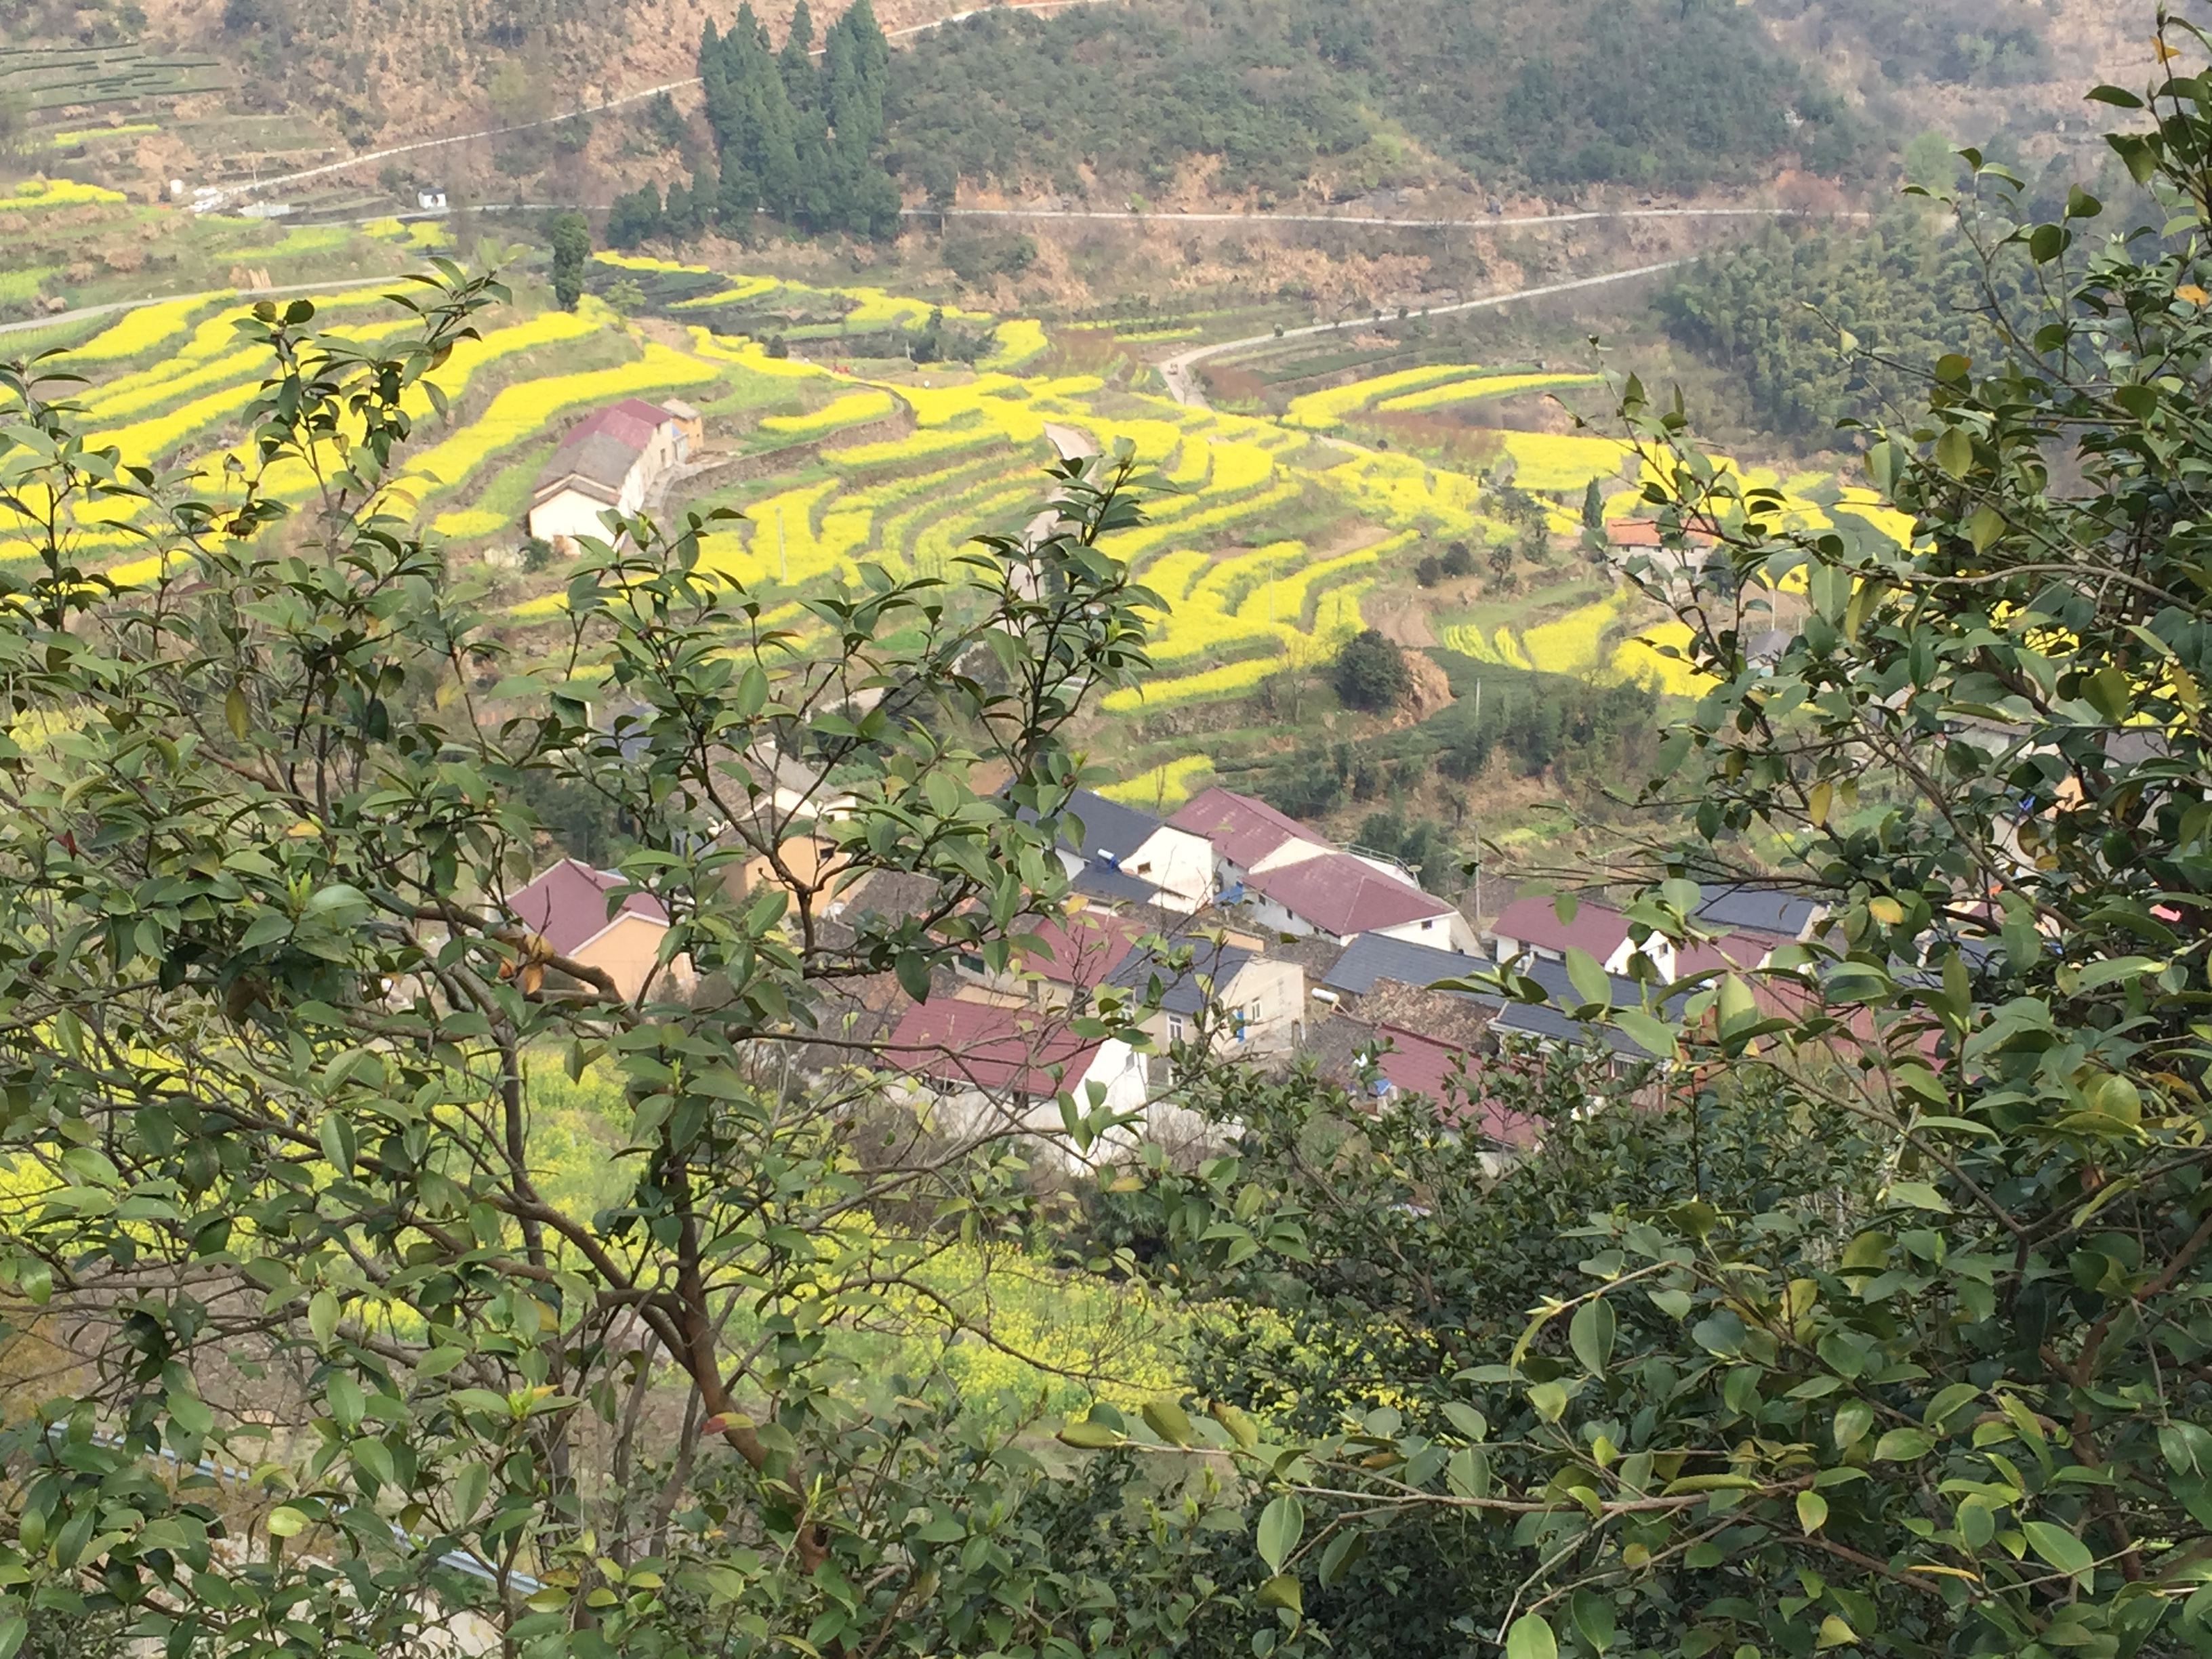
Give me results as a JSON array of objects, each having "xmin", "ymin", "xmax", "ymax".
[{"xmin": 1156, "ymin": 257, "xmax": 1691, "ymax": 407}]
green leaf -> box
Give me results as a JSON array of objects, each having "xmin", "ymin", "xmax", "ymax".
[
  {"xmin": 1563, "ymin": 947, "xmax": 1612, "ymax": 1009},
  {"xmin": 1254, "ymin": 1574, "xmax": 1303, "ymax": 1614},
  {"xmin": 1935, "ymin": 427, "xmax": 1974, "ymax": 477},
  {"xmin": 1873, "ymin": 1427, "xmax": 1933, "ymax": 1462},
  {"xmin": 2163, "ymin": 1421, "xmax": 2212, "ymax": 1478},
  {"xmin": 2022, "ymin": 1519, "xmax": 2095, "ymax": 1587},
  {"xmin": 266, "ymin": 1506, "xmax": 308, "ymax": 1538},
  {"xmin": 1440, "ymin": 1401, "xmax": 1488, "ymax": 1441},
  {"xmin": 1141, "ymin": 1400, "xmax": 1193, "ymax": 1446},
  {"xmin": 1612, "ymin": 1007, "xmax": 1678, "ymax": 1059},
  {"xmin": 0, "ymin": 1616, "xmax": 24, "ymax": 1659},
  {"xmin": 1569, "ymin": 1589, "xmax": 1616, "ymax": 1654},
  {"xmin": 1256, "ymin": 1494, "xmax": 1304, "ymax": 1574},
  {"xmin": 1317, "ymin": 1529, "xmax": 1366, "ymax": 1589},
  {"xmin": 308, "ymin": 1289, "xmax": 340, "ymax": 1347},
  {"xmin": 1505, "ymin": 1613, "xmax": 1557, "ymax": 1659},
  {"xmin": 1057, "ymin": 1418, "xmax": 1124, "ymax": 1449},
  {"xmin": 1832, "ymin": 1399, "xmax": 1874, "ymax": 1450},
  {"xmin": 1797, "ymin": 1490, "xmax": 1828, "ymax": 1534},
  {"xmin": 2081, "ymin": 665, "xmax": 2135, "ymax": 722},
  {"xmin": 1528, "ymin": 1382, "xmax": 1570, "ymax": 1423},
  {"xmin": 1886, "ymin": 1181, "xmax": 1950, "ymax": 1213},
  {"xmin": 1569, "ymin": 1298, "xmax": 1616, "ymax": 1377},
  {"xmin": 225, "ymin": 684, "xmax": 249, "ymax": 741}
]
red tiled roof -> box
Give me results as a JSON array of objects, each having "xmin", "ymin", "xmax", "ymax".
[
  {"xmin": 1248, "ymin": 851, "xmax": 1451, "ymax": 937},
  {"xmin": 508, "ymin": 859, "xmax": 668, "ymax": 956},
  {"xmin": 884, "ymin": 1000, "xmax": 1105, "ymax": 1096},
  {"xmin": 1360, "ymin": 1025, "xmax": 1536, "ymax": 1148},
  {"xmin": 561, "ymin": 407, "xmax": 660, "ymax": 455},
  {"xmin": 1492, "ymin": 895, "xmax": 1631, "ymax": 960},
  {"xmin": 1168, "ymin": 787, "xmax": 1325, "ymax": 870},
  {"xmin": 1675, "ymin": 933, "xmax": 1777, "ymax": 978}
]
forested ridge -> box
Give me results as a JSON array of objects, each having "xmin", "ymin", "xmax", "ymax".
[
  {"xmin": 884, "ymin": 0, "xmax": 1866, "ymax": 200},
  {"xmin": 1656, "ymin": 210, "xmax": 2037, "ymax": 438},
  {"xmin": 632, "ymin": 0, "xmax": 1870, "ymax": 233}
]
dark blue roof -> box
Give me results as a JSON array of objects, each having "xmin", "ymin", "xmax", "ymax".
[
  {"xmin": 1323, "ymin": 935, "xmax": 1490, "ymax": 999},
  {"xmin": 1050, "ymin": 788, "xmax": 1164, "ymax": 863},
  {"xmin": 1490, "ymin": 956, "xmax": 1677, "ymax": 1056},
  {"xmin": 1073, "ymin": 861, "xmax": 1165, "ymax": 907},
  {"xmin": 1111, "ymin": 939, "xmax": 1256, "ymax": 1017},
  {"xmin": 1696, "ymin": 883, "xmax": 1819, "ymax": 939}
]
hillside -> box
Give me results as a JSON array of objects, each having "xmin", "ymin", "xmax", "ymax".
[{"xmin": 8, "ymin": 0, "xmax": 2136, "ymax": 225}]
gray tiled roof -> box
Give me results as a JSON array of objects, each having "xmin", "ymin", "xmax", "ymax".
[{"xmin": 1323, "ymin": 935, "xmax": 1489, "ymax": 999}]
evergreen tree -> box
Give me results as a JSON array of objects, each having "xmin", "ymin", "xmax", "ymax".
[
  {"xmin": 779, "ymin": 0, "xmax": 816, "ymax": 111},
  {"xmin": 664, "ymin": 178, "xmax": 695, "ymax": 241},
  {"xmin": 548, "ymin": 211, "xmax": 590, "ymax": 310},
  {"xmin": 694, "ymin": 0, "xmax": 899, "ymax": 239},
  {"xmin": 605, "ymin": 183, "xmax": 665, "ymax": 249}
]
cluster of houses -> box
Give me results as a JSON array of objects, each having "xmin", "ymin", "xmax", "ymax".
[{"xmin": 499, "ymin": 781, "xmax": 1820, "ymax": 1161}]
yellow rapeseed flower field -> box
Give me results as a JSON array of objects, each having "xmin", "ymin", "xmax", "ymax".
[{"xmin": 1378, "ymin": 371, "xmax": 1603, "ymax": 413}]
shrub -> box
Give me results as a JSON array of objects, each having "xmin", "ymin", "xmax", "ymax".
[
  {"xmin": 1439, "ymin": 539, "xmax": 1474, "ymax": 577},
  {"xmin": 1414, "ymin": 553, "xmax": 1441, "ymax": 588},
  {"xmin": 1332, "ymin": 627, "xmax": 1411, "ymax": 712}
]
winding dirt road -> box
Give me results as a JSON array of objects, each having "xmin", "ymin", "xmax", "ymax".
[{"xmin": 1153, "ymin": 258, "xmax": 1691, "ymax": 408}]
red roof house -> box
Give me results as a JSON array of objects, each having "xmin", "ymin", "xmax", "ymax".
[
  {"xmin": 1246, "ymin": 852, "xmax": 1480, "ymax": 952},
  {"xmin": 505, "ymin": 860, "xmax": 684, "ymax": 1000},
  {"xmin": 1168, "ymin": 787, "xmax": 1330, "ymax": 876}
]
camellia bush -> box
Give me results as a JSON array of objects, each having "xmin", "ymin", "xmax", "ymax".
[{"xmin": 0, "ymin": 264, "xmax": 1179, "ymax": 1659}]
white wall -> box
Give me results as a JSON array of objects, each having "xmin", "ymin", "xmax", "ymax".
[
  {"xmin": 529, "ymin": 489, "xmax": 619, "ymax": 546},
  {"xmin": 1372, "ymin": 911, "xmax": 1482, "ymax": 955},
  {"xmin": 1122, "ymin": 825, "xmax": 1216, "ymax": 912}
]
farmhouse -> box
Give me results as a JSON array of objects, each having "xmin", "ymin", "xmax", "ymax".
[
  {"xmin": 526, "ymin": 398, "xmax": 694, "ymax": 550},
  {"xmin": 1242, "ymin": 850, "xmax": 1481, "ymax": 954},
  {"xmin": 883, "ymin": 998, "xmax": 1150, "ymax": 1145},
  {"xmin": 507, "ymin": 858, "xmax": 694, "ymax": 1002}
]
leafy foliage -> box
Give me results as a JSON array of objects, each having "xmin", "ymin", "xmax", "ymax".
[
  {"xmin": 1059, "ymin": 41, "xmax": 2212, "ymax": 1659},
  {"xmin": 1330, "ymin": 627, "xmax": 1411, "ymax": 712},
  {"xmin": 0, "ymin": 268, "xmax": 1174, "ymax": 1657}
]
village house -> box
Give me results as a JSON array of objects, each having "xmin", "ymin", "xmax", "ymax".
[
  {"xmin": 1242, "ymin": 849, "xmax": 1481, "ymax": 953},
  {"xmin": 1036, "ymin": 788, "xmax": 1218, "ymax": 914},
  {"xmin": 1168, "ymin": 787, "xmax": 1334, "ymax": 890},
  {"xmin": 507, "ymin": 858, "xmax": 693, "ymax": 1002},
  {"xmin": 882, "ymin": 998, "xmax": 1151, "ymax": 1147},
  {"xmin": 949, "ymin": 907, "xmax": 1147, "ymax": 1011},
  {"xmin": 1109, "ymin": 936, "xmax": 1307, "ymax": 1057},
  {"xmin": 526, "ymin": 398, "xmax": 695, "ymax": 551}
]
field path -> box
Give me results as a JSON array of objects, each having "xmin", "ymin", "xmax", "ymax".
[{"xmin": 1154, "ymin": 258, "xmax": 1689, "ymax": 407}]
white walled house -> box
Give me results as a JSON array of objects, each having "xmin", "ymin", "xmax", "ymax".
[
  {"xmin": 1168, "ymin": 787, "xmax": 1332, "ymax": 891},
  {"xmin": 527, "ymin": 399, "xmax": 693, "ymax": 551},
  {"xmin": 884, "ymin": 998, "xmax": 1151, "ymax": 1151},
  {"xmin": 1242, "ymin": 851, "xmax": 1480, "ymax": 954},
  {"xmin": 1490, "ymin": 895, "xmax": 1677, "ymax": 981},
  {"xmin": 1111, "ymin": 941, "xmax": 1307, "ymax": 1055}
]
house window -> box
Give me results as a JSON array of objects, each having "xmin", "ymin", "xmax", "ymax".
[
  {"xmin": 1421, "ymin": 918, "xmax": 1434, "ymax": 930},
  {"xmin": 1168, "ymin": 1014, "xmax": 1187, "ymax": 1042},
  {"xmin": 958, "ymin": 952, "xmax": 985, "ymax": 975}
]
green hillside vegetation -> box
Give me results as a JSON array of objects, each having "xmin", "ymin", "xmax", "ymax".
[
  {"xmin": 884, "ymin": 0, "xmax": 1868, "ymax": 201},
  {"xmin": 1656, "ymin": 208, "xmax": 2035, "ymax": 438}
]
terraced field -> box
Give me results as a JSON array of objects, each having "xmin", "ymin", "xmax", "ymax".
[{"xmin": 5, "ymin": 237, "xmax": 1905, "ymax": 794}]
